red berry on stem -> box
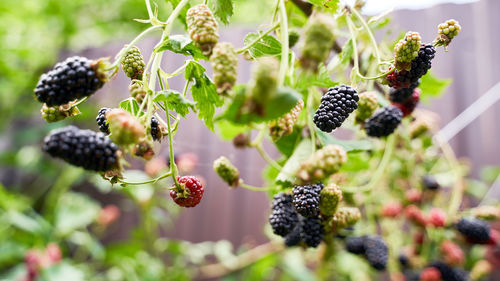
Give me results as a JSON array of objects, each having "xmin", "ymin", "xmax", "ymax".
[
  {"xmin": 170, "ymin": 176, "xmax": 204, "ymax": 208},
  {"xmin": 428, "ymin": 208, "xmax": 447, "ymax": 228}
]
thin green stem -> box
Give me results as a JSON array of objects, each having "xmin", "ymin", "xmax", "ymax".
[
  {"xmin": 240, "ymin": 183, "xmax": 270, "ymax": 192},
  {"xmin": 164, "ymin": 101, "xmax": 180, "ymax": 187},
  {"xmin": 73, "ymin": 96, "xmax": 88, "ymax": 107},
  {"xmin": 346, "ymin": 17, "xmax": 360, "ymax": 85},
  {"xmin": 307, "ymin": 89, "xmax": 317, "ymax": 153},
  {"xmin": 106, "ymin": 25, "xmax": 162, "ymax": 71},
  {"xmin": 236, "ymin": 22, "xmax": 280, "ymax": 54},
  {"xmin": 343, "ymin": 134, "xmax": 396, "ymax": 193},
  {"xmin": 351, "ymin": 8, "xmax": 381, "ymax": 64},
  {"xmin": 118, "ymin": 171, "xmax": 172, "ymax": 186},
  {"xmin": 145, "ymin": 0, "xmax": 154, "ymax": 19},
  {"xmin": 278, "ymin": 0, "xmax": 289, "ymax": 86}
]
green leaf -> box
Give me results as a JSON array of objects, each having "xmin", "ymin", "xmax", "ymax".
[
  {"xmin": 119, "ymin": 98, "xmax": 143, "ymax": 117},
  {"xmin": 480, "ymin": 166, "xmax": 500, "ymax": 183},
  {"xmin": 40, "ymin": 262, "xmax": 85, "ymax": 281},
  {"xmin": 274, "ymin": 129, "xmax": 302, "ymax": 157},
  {"xmin": 295, "ymin": 64, "xmax": 336, "ymax": 92},
  {"xmin": 155, "ymin": 35, "xmax": 206, "ymax": 60},
  {"xmin": 6, "ymin": 211, "xmax": 48, "ymax": 235},
  {"xmin": 154, "ymin": 90, "xmax": 196, "ymax": 117},
  {"xmin": 219, "ymin": 86, "xmax": 301, "ymax": 125},
  {"xmin": 185, "ymin": 61, "xmax": 224, "ymax": 131},
  {"xmin": 315, "ymin": 129, "xmax": 372, "ymax": 152},
  {"xmin": 209, "ymin": 0, "xmax": 233, "ymax": 25},
  {"xmin": 306, "ymin": 0, "xmax": 340, "ymax": 13},
  {"xmin": 339, "ymin": 39, "xmax": 353, "ymax": 66},
  {"xmin": 466, "ymin": 179, "xmax": 489, "ymax": 199},
  {"xmin": 419, "ymin": 71, "xmax": 452, "ymax": 102},
  {"xmin": 215, "ymin": 119, "xmax": 249, "ymax": 140},
  {"xmin": 243, "ymin": 32, "xmax": 282, "ymax": 59},
  {"xmin": 276, "ymin": 139, "xmax": 313, "ymax": 186},
  {"xmin": 55, "ymin": 192, "xmax": 100, "ymax": 236}
]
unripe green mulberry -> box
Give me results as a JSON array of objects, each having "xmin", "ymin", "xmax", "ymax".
[
  {"xmin": 213, "ymin": 156, "xmax": 240, "ymax": 188},
  {"xmin": 288, "ymin": 29, "xmax": 300, "ymax": 48},
  {"xmin": 296, "ymin": 145, "xmax": 347, "ymax": 183},
  {"xmin": 187, "ymin": 4, "xmax": 219, "ymax": 56},
  {"xmin": 129, "ymin": 82, "xmax": 147, "ymax": 105},
  {"xmin": 41, "ymin": 103, "xmax": 80, "ymax": 123},
  {"xmin": 300, "ymin": 13, "xmax": 335, "ymax": 71},
  {"xmin": 435, "ymin": 19, "xmax": 461, "ymax": 47},
  {"xmin": 394, "ymin": 31, "xmax": 421, "ymax": 70},
  {"xmin": 210, "ymin": 42, "xmax": 238, "ymax": 96},
  {"xmin": 121, "ymin": 46, "xmax": 145, "ymax": 80},
  {"xmin": 106, "ymin": 109, "xmax": 146, "ymax": 146},
  {"xmin": 269, "ymin": 100, "xmax": 304, "ymax": 141},
  {"xmin": 319, "ymin": 183, "xmax": 343, "ymax": 217},
  {"xmin": 409, "ymin": 114, "xmax": 437, "ymax": 138},
  {"xmin": 247, "ymin": 57, "xmax": 279, "ymax": 105},
  {"xmin": 331, "ymin": 207, "xmax": 361, "ymax": 229},
  {"xmin": 355, "ymin": 91, "xmax": 378, "ymax": 123}
]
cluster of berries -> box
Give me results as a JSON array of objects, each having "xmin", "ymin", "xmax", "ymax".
[
  {"xmin": 23, "ymin": 244, "xmax": 62, "ymax": 281},
  {"xmin": 380, "ymin": 174, "xmax": 499, "ymax": 281}
]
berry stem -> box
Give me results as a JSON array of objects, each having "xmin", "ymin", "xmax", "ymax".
[
  {"xmin": 307, "ymin": 88, "xmax": 318, "ymax": 153},
  {"xmin": 277, "ymin": 0, "xmax": 289, "ymax": 87},
  {"xmin": 72, "ymin": 96, "xmax": 88, "ymax": 107},
  {"xmin": 343, "ymin": 134, "xmax": 396, "ymax": 193},
  {"xmin": 240, "ymin": 183, "xmax": 270, "ymax": 192},
  {"xmin": 351, "ymin": 8, "xmax": 382, "ymax": 65},
  {"xmin": 249, "ymin": 129, "xmax": 283, "ymax": 171},
  {"xmin": 236, "ymin": 22, "xmax": 280, "ymax": 54},
  {"xmin": 117, "ymin": 171, "xmax": 172, "ymax": 186}
]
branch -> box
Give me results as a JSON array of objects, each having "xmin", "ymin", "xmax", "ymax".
[{"xmin": 198, "ymin": 241, "xmax": 284, "ymax": 279}]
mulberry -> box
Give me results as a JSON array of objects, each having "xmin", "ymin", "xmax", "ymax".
[
  {"xmin": 435, "ymin": 19, "xmax": 461, "ymax": 47},
  {"xmin": 346, "ymin": 236, "xmax": 366, "ymax": 255},
  {"xmin": 331, "ymin": 207, "xmax": 361, "ymax": 229},
  {"xmin": 364, "ymin": 106, "xmax": 403, "ymax": 137},
  {"xmin": 247, "ymin": 57, "xmax": 279, "ymax": 106},
  {"xmin": 292, "ymin": 184, "xmax": 323, "ymax": 218},
  {"xmin": 269, "ymin": 193, "xmax": 299, "ymax": 237},
  {"xmin": 41, "ymin": 103, "xmax": 80, "ymax": 123},
  {"xmin": 456, "ymin": 218, "xmax": 491, "ymax": 244},
  {"xmin": 394, "ymin": 31, "xmax": 421, "ymax": 70},
  {"xmin": 313, "ymin": 85, "xmax": 359, "ymax": 133},
  {"xmin": 385, "ymin": 45, "xmax": 436, "ymax": 89},
  {"xmin": 355, "ymin": 91, "xmax": 378, "ymax": 123},
  {"xmin": 129, "ymin": 82, "xmax": 147, "ymax": 104},
  {"xmin": 186, "ymin": 4, "xmax": 219, "ymax": 56},
  {"xmin": 284, "ymin": 224, "xmax": 302, "ymax": 247},
  {"xmin": 106, "ymin": 109, "xmax": 146, "ymax": 146},
  {"xmin": 34, "ymin": 56, "xmax": 105, "ymax": 106},
  {"xmin": 429, "ymin": 261, "xmax": 468, "ymax": 281},
  {"xmin": 364, "ymin": 236, "xmax": 388, "ymax": 271},
  {"xmin": 213, "ymin": 156, "xmax": 240, "ymax": 188},
  {"xmin": 300, "ymin": 13, "xmax": 335, "ymax": 71},
  {"xmin": 150, "ymin": 116, "xmax": 163, "ymax": 141},
  {"xmin": 319, "ymin": 183, "xmax": 343, "ymax": 217},
  {"xmin": 121, "ymin": 46, "xmax": 145, "ymax": 80},
  {"xmin": 296, "ymin": 144, "xmax": 347, "ymax": 183},
  {"xmin": 42, "ymin": 126, "xmax": 119, "ymax": 172},
  {"xmin": 422, "ymin": 176, "xmax": 440, "ymax": 190},
  {"xmin": 393, "ymin": 88, "xmax": 420, "ymax": 117},
  {"xmin": 269, "ymin": 100, "xmax": 304, "ymax": 141},
  {"xmin": 301, "ymin": 216, "xmax": 324, "ymax": 248},
  {"xmin": 388, "ymin": 80, "xmax": 419, "ymax": 103},
  {"xmin": 210, "ymin": 42, "xmax": 238, "ymax": 96},
  {"xmin": 96, "ymin": 107, "xmax": 111, "ymax": 134}
]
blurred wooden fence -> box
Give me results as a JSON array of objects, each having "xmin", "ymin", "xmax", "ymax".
[{"xmin": 73, "ymin": 0, "xmax": 500, "ymax": 247}]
